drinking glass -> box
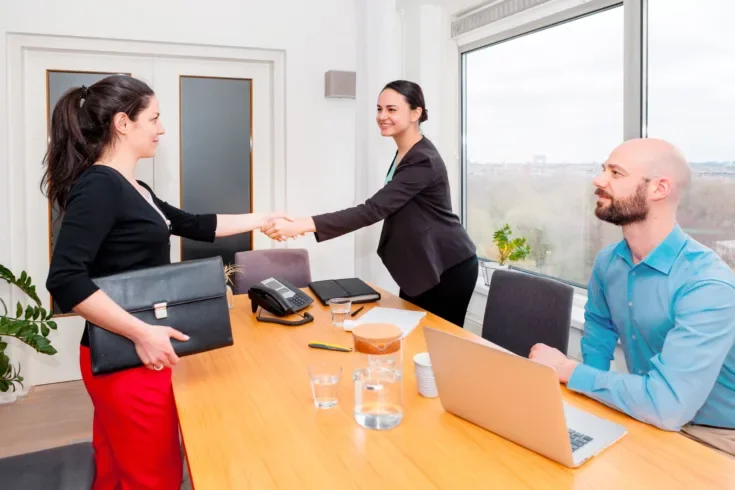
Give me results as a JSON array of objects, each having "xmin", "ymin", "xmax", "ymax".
[
  {"xmin": 328, "ymin": 298, "xmax": 352, "ymax": 328},
  {"xmin": 308, "ymin": 362, "xmax": 342, "ymax": 409}
]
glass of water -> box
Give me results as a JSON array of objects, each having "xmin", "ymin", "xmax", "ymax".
[
  {"xmin": 328, "ymin": 298, "xmax": 352, "ymax": 328},
  {"xmin": 308, "ymin": 362, "xmax": 342, "ymax": 409}
]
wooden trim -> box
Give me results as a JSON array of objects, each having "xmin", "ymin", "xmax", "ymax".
[
  {"xmin": 249, "ymin": 78, "xmax": 254, "ymax": 252},
  {"xmin": 178, "ymin": 75, "xmax": 255, "ymax": 262},
  {"xmin": 178, "ymin": 75, "xmax": 183, "ymax": 261}
]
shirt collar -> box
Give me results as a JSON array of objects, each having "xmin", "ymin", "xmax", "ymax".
[{"xmin": 614, "ymin": 224, "xmax": 688, "ymax": 274}]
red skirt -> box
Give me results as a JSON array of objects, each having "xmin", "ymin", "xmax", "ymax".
[{"xmin": 79, "ymin": 345, "xmax": 183, "ymax": 490}]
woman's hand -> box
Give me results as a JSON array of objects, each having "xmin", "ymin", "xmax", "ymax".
[
  {"xmin": 261, "ymin": 217, "xmax": 315, "ymax": 241},
  {"xmin": 263, "ymin": 211, "xmax": 294, "ymax": 225},
  {"xmin": 133, "ymin": 324, "xmax": 189, "ymax": 371}
]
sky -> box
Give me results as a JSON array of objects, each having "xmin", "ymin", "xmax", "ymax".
[{"xmin": 464, "ymin": 0, "xmax": 735, "ymax": 164}]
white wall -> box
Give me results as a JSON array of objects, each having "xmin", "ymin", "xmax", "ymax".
[
  {"xmin": 353, "ymin": 0, "xmax": 403, "ymax": 295},
  {"xmin": 0, "ymin": 0, "xmax": 358, "ymax": 391}
]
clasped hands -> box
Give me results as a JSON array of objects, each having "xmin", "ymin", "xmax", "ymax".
[{"xmin": 260, "ymin": 213, "xmax": 316, "ymax": 242}]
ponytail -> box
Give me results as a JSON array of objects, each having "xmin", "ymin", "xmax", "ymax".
[
  {"xmin": 40, "ymin": 75, "xmax": 155, "ymax": 211},
  {"xmin": 42, "ymin": 87, "xmax": 91, "ymax": 211}
]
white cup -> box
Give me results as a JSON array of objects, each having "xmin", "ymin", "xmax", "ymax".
[{"xmin": 413, "ymin": 352, "xmax": 438, "ymax": 398}]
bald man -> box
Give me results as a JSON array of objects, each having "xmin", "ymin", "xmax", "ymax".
[{"xmin": 530, "ymin": 138, "xmax": 735, "ymax": 457}]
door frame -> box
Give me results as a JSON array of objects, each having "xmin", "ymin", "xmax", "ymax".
[{"xmin": 6, "ymin": 32, "xmax": 286, "ymax": 305}]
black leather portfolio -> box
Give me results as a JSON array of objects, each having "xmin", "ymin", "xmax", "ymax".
[
  {"xmin": 87, "ymin": 256, "xmax": 233, "ymax": 375},
  {"xmin": 308, "ymin": 278, "xmax": 381, "ymax": 306}
]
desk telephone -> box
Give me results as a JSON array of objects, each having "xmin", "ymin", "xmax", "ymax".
[{"xmin": 248, "ymin": 277, "xmax": 314, "ymax": 326}]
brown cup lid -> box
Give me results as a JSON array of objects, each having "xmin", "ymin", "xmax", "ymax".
[{"xmin": 351, "ymin": 323, "xmax": 402, "ymax": 355}]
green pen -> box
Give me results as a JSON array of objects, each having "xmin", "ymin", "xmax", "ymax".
[{"xmin": 308, "ymin": 342, "xmax": 352, "ymax": 352}]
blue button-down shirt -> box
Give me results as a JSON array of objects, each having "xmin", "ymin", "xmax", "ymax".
[{"xmin": 568, "ymin": 225, "xmax": 735, "ymax": 431}]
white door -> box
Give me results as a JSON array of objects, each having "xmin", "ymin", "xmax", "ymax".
[
  {"xmin": 152, "ymin": 57, "xmax": 275, "ymax": 260},
  {"xmin": 21, "ymin": 51, "xmax": 156, "ymax": 386}
]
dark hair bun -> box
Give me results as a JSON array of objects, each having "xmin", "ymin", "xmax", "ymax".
[{"xmin": 382, "ymin": 80, "xmax": 428, "ymax": 125}]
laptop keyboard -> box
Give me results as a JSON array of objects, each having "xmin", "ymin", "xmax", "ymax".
[{"xmin": 568, "ymin": 429, "xmax": 593, "ymax": 452}]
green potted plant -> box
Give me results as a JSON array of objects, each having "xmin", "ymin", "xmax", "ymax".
[
  {"xmin": 0, "ymin": 265, "xmax": 57, "ymax": 401},
  {"xmin": 481, "ymin": 224, "xmax": 532, "ymax": 286}
]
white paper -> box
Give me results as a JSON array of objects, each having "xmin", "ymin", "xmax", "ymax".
[{"xmin": 343, "ymin": 307, "xmax": 426, "ymax": 338}]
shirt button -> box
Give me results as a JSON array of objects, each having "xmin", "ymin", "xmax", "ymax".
[
  {"xmin": 628, "ymin": 301, "xmax": 633, "ymax": 307},
  {"xmin": 631, "ymin": 271, "xmax": 636, "ymax": 276},
  {"xmin": 632, "ymin": 334, "xmax": 636, "ymax": 340}
]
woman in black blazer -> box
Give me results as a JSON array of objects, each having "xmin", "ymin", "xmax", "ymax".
[{"xmin": 263, "ymin": 81, "xmax": 478, "ymax": 326}]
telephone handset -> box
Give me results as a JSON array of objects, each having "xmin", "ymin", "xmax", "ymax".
[{"xmin": 248, "ymin": 277, "xmax": 314, "ymax": 326}]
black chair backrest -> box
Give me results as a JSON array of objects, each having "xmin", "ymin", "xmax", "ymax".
[
  {"xmin": 482, "ymin": 268, "xmax": 574, "ymax": 357},
  {"xmin": 0, "ymin": 442, "xmax": 94, "ymax": 490}
]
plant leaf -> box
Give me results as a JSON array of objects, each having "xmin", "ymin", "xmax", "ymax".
[
  {"xmin": 0, "ymin": 350, "xmax": 9, "ymax": 376},
  {"xmin": 0, "ymin": 263, "xmax": 58, "ymax": 364},
  {"xmin": 0, "ymin": 264, "xmax": 15, "ymax": 283},
  {"xmin": 39, "ymin": 345, "xmax": 57, "ymax": 355}
]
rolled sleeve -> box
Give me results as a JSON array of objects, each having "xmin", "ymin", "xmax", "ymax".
[{"xmin": 567, "ymin": 363, "xmax": 598, "ymax": 393}]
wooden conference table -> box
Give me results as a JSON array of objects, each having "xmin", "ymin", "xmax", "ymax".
[{"xmin": 172, "ymin": 286, "xmax": 735, "ymax": 489}]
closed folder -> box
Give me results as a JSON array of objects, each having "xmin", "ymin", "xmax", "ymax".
[{"xmin": 308, "ymin": 278, "xmax": 381, "ymax": 306}]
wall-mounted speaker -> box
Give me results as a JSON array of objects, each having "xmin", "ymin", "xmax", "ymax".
[{"xmin": 324, "ymin": 70, "xmax": 356, "ymax": 99}]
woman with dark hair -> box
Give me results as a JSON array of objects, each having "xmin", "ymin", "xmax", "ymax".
[
  {"xmin": 43, "ymin": 75, "xmax": 287, "ymax": 489},
  {"xmin": 263, "ymin": 80, "xmax": 478, "ymax": 326}
]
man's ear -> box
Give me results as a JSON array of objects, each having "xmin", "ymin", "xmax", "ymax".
[{"xmin": 650, "ymin": 177, "xmax": 672, "ymax": 202}]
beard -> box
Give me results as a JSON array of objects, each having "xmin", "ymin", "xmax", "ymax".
[{"xmin": 594, "ymin": 181, "xmax": 649, "ymax": 226}]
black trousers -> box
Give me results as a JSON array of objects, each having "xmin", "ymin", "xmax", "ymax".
[{"xmin": 399, "ymin": 255, "xmax": 478, "ymax": 328}]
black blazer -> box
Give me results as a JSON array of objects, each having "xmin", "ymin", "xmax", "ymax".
[{"xmin": 312, "ymin": 137, "xmax": 476, "ymax": 296}]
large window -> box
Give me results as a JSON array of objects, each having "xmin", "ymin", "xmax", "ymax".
[
  {"xmin": 463, "ymin": 6, "xmax": 624, "ymax": 286},
  {"xmin": 646, "ymin": 0, "xmax": 735, "ymax": 268},
  {"xmin": 462, "ymin": 1, "xmax": 735, "ymax": 288}
]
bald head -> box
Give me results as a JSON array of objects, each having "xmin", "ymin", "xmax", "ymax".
[{"xmin": 608, "ymin": 138, "xmax": 691, "ymax": 200}]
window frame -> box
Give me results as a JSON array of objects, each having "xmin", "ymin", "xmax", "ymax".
[{"xmin": 458, "ymin": 0, "xmax": 646, "ymax": 295}]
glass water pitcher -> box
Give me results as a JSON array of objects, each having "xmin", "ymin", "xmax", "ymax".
[{"xmin": 351, "ymin": 323, "xmax": 404, "ymax": 430}]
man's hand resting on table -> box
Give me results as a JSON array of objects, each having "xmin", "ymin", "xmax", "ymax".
[{"xmin": 529, "ymin": 343, "xmax": 578, "ymax": 383}]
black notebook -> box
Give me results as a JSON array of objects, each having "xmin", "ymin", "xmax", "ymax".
[{"xmin": 308, "ymin": 278, "xmax": 381, "ymax": 306}]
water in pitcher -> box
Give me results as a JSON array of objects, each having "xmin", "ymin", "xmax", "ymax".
[{"xmin": 353, "ymin": 366, "xmax": 403, "ymax": 430}]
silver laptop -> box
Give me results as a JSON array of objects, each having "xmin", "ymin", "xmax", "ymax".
[{"xmin": 424, "ymin": 326, "xmax": 627, "ymax": 468}]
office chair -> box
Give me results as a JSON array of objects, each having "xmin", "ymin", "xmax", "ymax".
[
  {"xmin": 232, "ymin": 248, "xmax": 312, "ymax": 294},
  {"xmin": 0, "ymin": 442, "xmax": 94, "ymax": 490},
  {"xmin": 481, "ymin": 268, "xmax": 574, "ymax": 357}
]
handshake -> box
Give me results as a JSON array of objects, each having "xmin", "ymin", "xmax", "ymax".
[{"xmin": 259, "ymin": 213, "xmax": 315, "ymax": 242}]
